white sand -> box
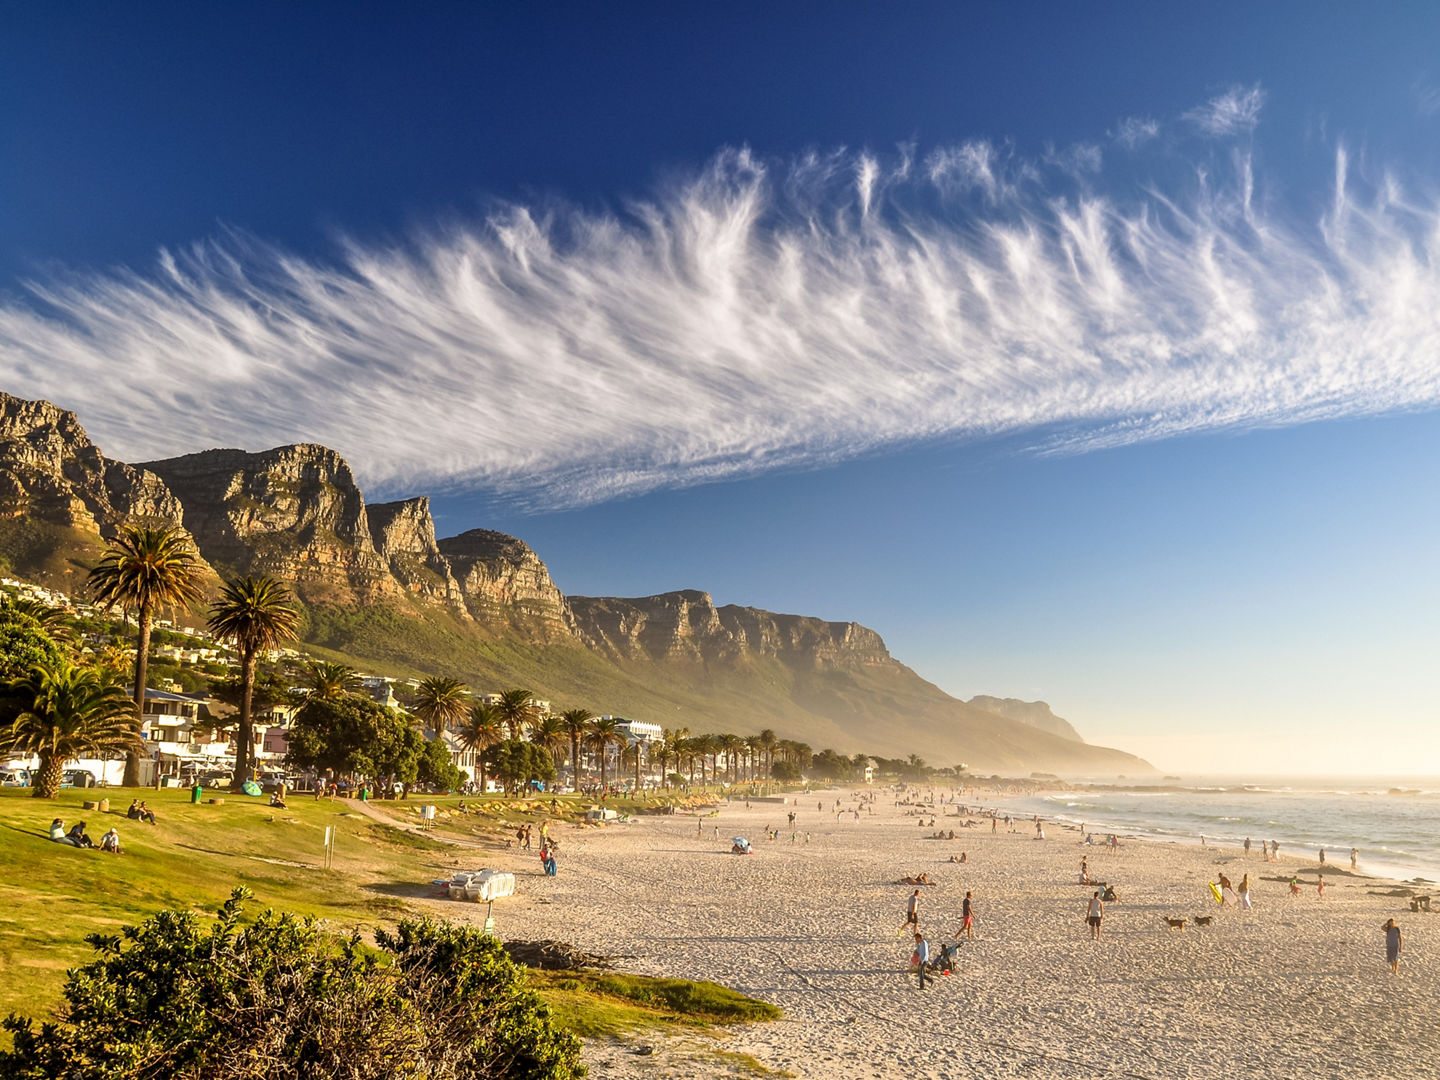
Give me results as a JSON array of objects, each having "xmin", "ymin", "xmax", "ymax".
[{"xmin": 416, "ymin": 790, "xmax": 1438, "ymax": 1079}]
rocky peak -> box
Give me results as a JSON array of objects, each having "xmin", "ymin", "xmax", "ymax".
[
  {"xmin": 569, "ymin": 589, "xmax": 893, "ymax": 669},
  {"xmin": 436, "ymin": 528, "xmax": 575, "ymax": 640},
  {"xmin": 0, "ymin": 391, "xmax": 185, "ymax": 534},
  {"xmin": 141, "ymin": 443, "xmax": 399, "ymax": 602},
  {"xmin": 967, "ymin": 696, "xmax": 1085, "ymax": 743},
  {"xmin": 367, "ymin": 497, "xmax": 466, "ymax": 609}
]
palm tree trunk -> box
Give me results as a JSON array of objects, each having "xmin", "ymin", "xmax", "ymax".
[
  {"xmin": 598, "ymin": 743, "xmax": 607, "ymax": 789},
  {"xmin": 34, "ymin": 753, "xmax": 64, "ymax": 799},
  {"xmin": 231, "ymin": 650, "xmax": 256, "ymax": 790},
  {"xmin": 123, "ymin": 605, "xmax": 152, "ymax": 787}
]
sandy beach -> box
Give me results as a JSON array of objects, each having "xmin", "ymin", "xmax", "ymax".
[{"xmin": 412, "ymin": 789, "xmax": 1437, "ymax": 1080}]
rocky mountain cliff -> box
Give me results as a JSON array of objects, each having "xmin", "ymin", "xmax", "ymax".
[
  {"xmin": 0, "ymin": 390, "xmax": 1151, "ymax": 774},
  {"xmin": 966, "ymin": 697, "xmax": 1085, "ymax": 743},
  {"xmin": 570, "ymin": 590, "xmax": 891, "ymax": 669}
]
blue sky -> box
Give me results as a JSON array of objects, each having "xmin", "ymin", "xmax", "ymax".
[{"xmin": 3, "ymin": 3, "xmax": 1439, "ymax": 772}]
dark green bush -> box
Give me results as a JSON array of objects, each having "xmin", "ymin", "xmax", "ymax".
[{"xmin": 0, "ymin": 889, "xmax": 583, "ymax": 1080}]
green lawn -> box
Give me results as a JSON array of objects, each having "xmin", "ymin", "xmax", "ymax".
[{"xmin": 0, "ymin": 786, "xmax": 780, "ymax": 1050}]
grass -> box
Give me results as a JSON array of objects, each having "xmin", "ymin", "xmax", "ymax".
[
  {"xmin": 0, "ymin": 786, "xmax": 781, "ymax": 1052},
  {"xmin": 0, "ymin": 785, "xmax": 461, "ymax": 1023},
  {"xmin": 528, "ymin": 971, "xmax": 781, "ymax": 1039}
]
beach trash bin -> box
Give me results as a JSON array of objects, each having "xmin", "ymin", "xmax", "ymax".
[{"xmin": 191, "ymin": 783, "xmax": 203, "ymax": 804}]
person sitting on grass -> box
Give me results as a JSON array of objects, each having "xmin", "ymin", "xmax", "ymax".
[
  {"xmin": 136, "ymin": 801, "xmax": 158, "ymax": 825},
  {"xmin": 269, "ymin": 791, "xmax": 287, "ymax": 809},
  {"xmin": 100, "ymin": 827, "xmax": 122, "ymax": 854},
  {"xmin": 66, "ymin": 821, "xmax": 95, "ymax": 848},
  {"xmin": 126, "ymin": 800, "xmax": 142, "ymax": 820},
  {"xmin": 49, "ymin": 818, "xmax": 70, "ymax": 843}
]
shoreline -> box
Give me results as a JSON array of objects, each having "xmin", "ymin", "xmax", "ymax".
[{"xmin": 397, "ymin": 787, "xmax": 1437, "ymax": 1079}]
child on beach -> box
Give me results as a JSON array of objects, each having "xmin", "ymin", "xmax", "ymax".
[{"xmin": 960, "ymin": 891, "xmax": 975, "ymax": 940}]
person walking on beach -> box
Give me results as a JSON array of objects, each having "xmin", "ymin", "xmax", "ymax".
[
  {"xmin": 903, "ymin": 890, "xmax": 921, "ymax": 935},
  {"xmin": 1244, "ymin": 837, "xmax": 1251, "ymax": 856},
  {"xmin": 1217, "ymin": 872, "xmax": 1235, "ymax": 905},
  {"xmin": 1351, "ymin": 847, "xmax": 1359, "ymax": 869},
  {"xmin": 1319, "ymin": 847, "xmax": 1326, "ymax": 866},
  {"xmin": 913, "ymin": 932, "xmax": 931, "ymax": 989},
  {"xmin": 1317, "ymin": 873, "xmax": 1325, "ymax": 899},
  {"xmin": 960, "ymin": 891, "xmax": 975, "ymax": 940},
  {"xmin": 1383, "ymin": 919, "xmax": 1402, "ymax": 974},
  {"xmin": 1086, "ymin": 891, "xmax": 1104, "ymax": 940},
  {"xmin": 1238, "ymin": 873, "xmax": 1252, "ymax": 910}
]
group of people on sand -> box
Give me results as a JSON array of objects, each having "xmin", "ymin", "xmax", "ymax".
[{"xmin": 902, "ymin": 887, "xmax": 977, "ymax": 989}]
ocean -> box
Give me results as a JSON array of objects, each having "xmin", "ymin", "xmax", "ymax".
[{"xmin": 995, "ymin": 775, "xmax": 1440, "ymax": 885}]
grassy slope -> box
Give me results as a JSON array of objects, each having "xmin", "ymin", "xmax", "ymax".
[{"xmin": 0, "ymin": 787, "xmax": 777, "ymax": 1050}]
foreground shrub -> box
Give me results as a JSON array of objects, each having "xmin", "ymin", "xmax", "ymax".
[{"xmin": 0, "ymin": 888, "xmax": 583, "ymax": 1080}]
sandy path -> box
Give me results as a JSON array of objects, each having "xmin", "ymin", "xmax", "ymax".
[{"xmin": 409, "ymin": 791, "xmax": 1436, "ymax": 1079}]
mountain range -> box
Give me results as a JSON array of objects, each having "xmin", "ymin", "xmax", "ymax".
[{"xmin": 0, "ymin": 390, "xmax": 1150, "ymax": 774}]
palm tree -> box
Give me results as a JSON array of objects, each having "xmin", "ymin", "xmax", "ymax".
[
  {"xmin": 86, "ymin": 525, "xmax": 205, "ymax": 786},
  {"xmin": 411, "ymin": 675, "xmax": 469, "ymax": 731},
  {"xmin": 758, "ymin": 728, "xmax": 778, "ymax": 780},
  {"xmin": 1, "ymin": 661, "xmax": 140, "ymax": 798},
  {"xmin": 745, "ymin": 734, "xmax": 763, "ymax": 782},
  {"xmin": 585, "ymin": 715, "xmax": 622, "ymax": 789},
  {"xmin": 495, "ymin": 688, "xmax": 537, "ymax": 739},
  {"xmin": 305, "ymin": 661, "xmax": 357, "ymax": 702},
  {"xmin": 457, "ymin": 702, "xmax": 504, "ymax": 793},
  {"xmin": 529, "ymin": 714, "xmax": 566, "ymax": 767},
  {"xmin": 207, "ymin": 576, "xmax": 299, "ymax": 790},
  {"xmin": 718, "ymin": 733, "xmax": 742, "ymax": 782},
  {"xmin": 560, "ymin": 707, "xmax": 593, "ymax": 779},
  {"xmin": 0, "ymin": 596, "xmax": 73, "ymax": 641}
]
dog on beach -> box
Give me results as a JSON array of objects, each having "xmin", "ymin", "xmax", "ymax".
[
  {"xmin": 1163, "ymin": 917, "xmax": 1188, "ymax": 930},
  {"xmin": 1193, "ymin": 915, "xmax": 1213, "ymax": 926}
]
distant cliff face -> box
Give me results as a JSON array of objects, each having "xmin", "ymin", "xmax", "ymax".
[
  {"xmin": 367, "ymin": 497, "xmax": 467, "ymax": 609},
  {"xmin": 141, "ymin": 445, "xmax": 401, "ymax": 603},
  {"xmin": 967, "ymin": 696, "xmax": 1085, "ymax": 743},
  {"xmin": 0, "ymin": 388, "xmax": 1152, "ymax": 774},
  {"xmin": 569, "ymin": 589, "xmax": 891, "ymax": 670},
  {"xmin": 0, "ymin": 391, "xmax": 184, "ymax": 534},
  {"xmin": 437, "ymin": 529, "xmax": 576, "ymax": 641}
]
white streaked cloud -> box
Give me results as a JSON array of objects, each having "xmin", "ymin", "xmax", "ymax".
[
  {"xmin": 1184, "ymin": 84, "xmax": 1266, "ymax": 136},
  {"xmin": 1111, "ymin": 116, "xmax": 1160, "ymax": 148},
  {"xmin": 3, "ymin": 130, "xmax": 1440, "ymax": 512}
]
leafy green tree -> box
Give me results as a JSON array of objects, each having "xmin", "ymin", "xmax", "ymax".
[
  {"xmin": 285, "ymin": 693, "xmax": 422, "ymax": 784},
  {"xmin": 416, "ymin": 735, "xmax": 465, "ymax": 792},
  {"xmin": 0, "ymin": 889, "xmax": 582, "ymax": 1079},
  {"xmin": 86, "ymin": 525, "xmax": 205, "ymax": 786},
  {"xmin": 198, "ymin": 671, "xmax": 294, "ymax": 747},
  {"xmin": 1, "ymin": 660, "xmax": 141, "ymax": 798},
  {"xmin": 0, "ymin": 607, "xmax": 65, "ymax": 682},
  {"xmin": 770, "ymin": 759, "xmax": 802, "ymax": 782},
  {"xmin": 207, "ymin": 577, "xmax": 299, "ymax": 789},
  {"xmin": 482, "ymin": 739, "xmax": 556, "ymax": 794}
]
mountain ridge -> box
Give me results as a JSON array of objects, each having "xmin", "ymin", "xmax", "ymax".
[{"xmin": 0, "ymin": 390, "xmax": 1152, "ymax": 774}]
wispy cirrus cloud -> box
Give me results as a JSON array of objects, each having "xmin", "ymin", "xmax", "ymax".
[
  {"xmin": 1111, "ymin": 116, "xmax": 1160, "ymax": 148},
  {"xmin": 1184, "ymin": 84, "xmax": 1266, "ymax": 136},
  {"xmin": 2, "ymin": 123, "xmax": 1440, "ymax": 512}
]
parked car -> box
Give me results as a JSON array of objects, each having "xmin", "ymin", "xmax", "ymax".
[
  {"xmin": 61, "ymin": 769, "xmax": 98, "ymax": 789},
  {"xmin": 0, "ymin": 768, "xmax": 31, "ymax": 788}
]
